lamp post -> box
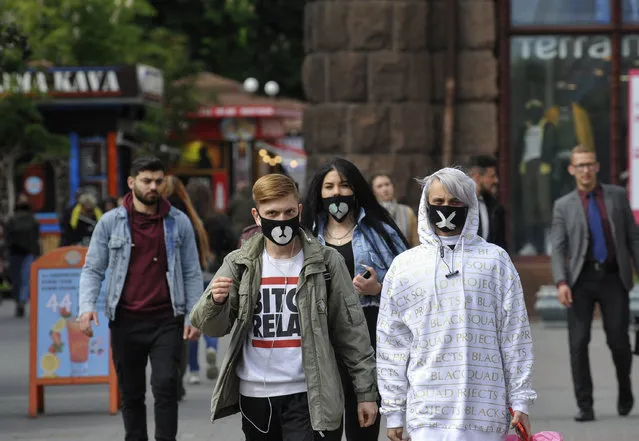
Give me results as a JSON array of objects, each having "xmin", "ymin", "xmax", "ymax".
[
  {"xmin": 242, "ymin": 78, "xmax": 280, "ymax": 98},
  {"xmin": 264, "ymin": 81, "xmax": 280, "ymax": 98},
  {"xmin": 242, "ymin": 77, "xmax": 259, "ymax": 94}
]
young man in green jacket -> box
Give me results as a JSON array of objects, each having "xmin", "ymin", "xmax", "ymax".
[{"xmin": 190, "ymin": 174, "xmax": 378, "ymax": 440}]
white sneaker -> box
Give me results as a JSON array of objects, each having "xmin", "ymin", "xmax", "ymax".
[{"xmin": 188, "ymin": 373, "xmax": 201, "ymax": 385}]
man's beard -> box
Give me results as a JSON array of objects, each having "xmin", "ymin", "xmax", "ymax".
[
  {"xmin": 134, "ymin": 185, "xmax": 159, "ymax": 206},
  {"xmin": 481, "ymin": 183, "xmax": 497, "ymax": 197}
]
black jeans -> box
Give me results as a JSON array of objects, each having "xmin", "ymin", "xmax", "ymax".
[
  {"xmin": 110, "ymin": 315, "xmax": 184, "ymax": 441},
  {"xmin": 240, "ymin": 392, "xmax": 342, "ymax": 441},
  {"xmin": 338, "ymin": 305, "xmax": 380, "ymax": 441},
  {"xmin": 568, "ymin": 267, "xmax": 633, "ymax": 410}
]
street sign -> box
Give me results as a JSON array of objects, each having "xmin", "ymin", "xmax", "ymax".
[{"xmin": 28, "ymin": 246, "xmax": 119, "ymax": 417}]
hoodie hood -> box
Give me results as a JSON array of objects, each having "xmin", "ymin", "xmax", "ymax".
[{"xmin": 417, "ymin": 181, "xmax": 482, "ymax": 248}]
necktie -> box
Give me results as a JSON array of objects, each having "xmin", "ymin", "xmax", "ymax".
[{"xmin": 587, "ymin": 192, "xmax": 608, "ymax": 263}]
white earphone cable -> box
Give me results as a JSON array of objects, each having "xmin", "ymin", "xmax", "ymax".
[{"xmin": 239, "ymin": 241, "xmax": 299, "ymax": 434}]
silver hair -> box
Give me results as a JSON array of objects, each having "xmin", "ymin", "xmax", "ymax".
[
  {"xmin": 78, "ymin": 192, "xmax": 98, "ymax": 208},
  {"xmin": 418, "ymin": 166, "xmax": 477, "ymax": 207}
]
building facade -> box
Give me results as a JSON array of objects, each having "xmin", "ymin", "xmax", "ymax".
[
  {"xmin": 302, "ymin": 0, "xmax": 498, "ymax": 207},
  {"xmin": 303, "ymin": 0, "xmax": 637, "ymax": 299}
]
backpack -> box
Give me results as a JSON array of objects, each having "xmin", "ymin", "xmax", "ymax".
[{"xmin": 237, "ymin": 224, "xmax": 261, "ymax": 249}]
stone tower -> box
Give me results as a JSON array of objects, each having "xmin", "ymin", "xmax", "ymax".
[{"xmin": 302, "ymin": 0, "xmax": 498, "ymax": 206}]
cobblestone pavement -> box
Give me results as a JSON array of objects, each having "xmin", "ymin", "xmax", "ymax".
[{"xmin": 1, "ymin": 299, "xmax": 638, "ymax": 440}]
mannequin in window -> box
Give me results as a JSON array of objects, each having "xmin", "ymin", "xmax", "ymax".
[
  {"xmin": 517, "ymin": 99, "xmax": 556, "ymax": 255},
  {"xmin": 545, "ymin": 86, "xmax": 596, "ymax": 201}
]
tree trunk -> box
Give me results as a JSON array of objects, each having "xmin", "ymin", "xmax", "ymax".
[{"xmin": 50, "ymin": 158, "xmax": 70, "ymax": 214}]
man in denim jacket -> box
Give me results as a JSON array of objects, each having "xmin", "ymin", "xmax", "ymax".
[{"xmin": 78, "ymin": 156, "xmax": 202, "ymax": 441}]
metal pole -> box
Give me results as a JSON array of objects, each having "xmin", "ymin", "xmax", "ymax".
[{"xmin": 442, "ymin": 0, "xmax": 458, "ymax": 168}]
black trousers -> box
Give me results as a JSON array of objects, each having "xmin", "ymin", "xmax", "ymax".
[
  {"xmin": 567, "ymin": 266, "xmax": 633, "ymax": 410},
  {"xmin": 110, "ymin": 315, "xmax": 184, "ymax": 441},
  {"xmin": 338, "ymin": 305, "xmax": 381, "ymax": 441},
  {"xmin": 240, "ymin": 392, "xmax": 342, "ymax": 441}
]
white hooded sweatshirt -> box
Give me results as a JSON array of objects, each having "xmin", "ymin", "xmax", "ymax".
[{"xmin": 377, "ymin": 183, "xmax": 537, "ymax": 441}]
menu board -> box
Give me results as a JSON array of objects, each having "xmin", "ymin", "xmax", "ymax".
[
  {"xmin": 29, "ymin": 246, "xmax": 119, "ymax": 417},
  {"xmin": 35, "ymin": 264, "xmax": 109, "ymax": 378}
]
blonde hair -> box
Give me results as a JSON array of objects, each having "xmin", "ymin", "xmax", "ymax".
[
  {"xmin": 161, "ymin": 175, "xmax": 212, "ymax": 269},
  {"xmin": 252, "ymin": 174, "xmax": 299, "ymax": 206},
  {"xmin": 571, "ymin": 144, "xmax": 597, "ymax": 162}
]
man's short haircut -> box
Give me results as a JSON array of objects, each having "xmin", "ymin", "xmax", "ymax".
[
  {"xmin": 571, "ymin": 145, "xmax": 597, "ymax": 161},
  {"xmin": 130, "ymin": 156, "xmax": 165, "ymax": 177},
  {"xmin": 252, "ymin": 174, "xmax": 300, "ymax": 207},
  {"xmin": 468, "ymin": 155, "xmax": 497, "ymax": 174},
  {"xmin": 419, "ymin": 167, "xmax": 476, "ymax": 208}
]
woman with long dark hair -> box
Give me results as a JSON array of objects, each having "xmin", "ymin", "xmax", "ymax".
[
  {"xmin": 162, "ymin": 176, "xmax": 212, "ymax": 270},
  {"xmin": 161, "ymin": 176, "xmax": 219, "ymax": 394},
  {"xmin": 301, "ymin": 157, "xmax": 408, "ymax": 441}
]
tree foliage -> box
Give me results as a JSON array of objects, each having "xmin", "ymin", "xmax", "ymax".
[
  {"xmin": 0, "ymin": 93, "xmax": 68, "ymax": 215},
  {"xmin": 0, "ymin": 0, "xmax": 306, "ymax": 204},
  {"xmin": 2, "ymin": 0, "xmax": 203, "ymax": 165},
  {"xmin": 147, "ymin": 0, "xmax": 305, "ymax": 99},
  {"xmin": 0, "ymin": 22, "xmax": 31, "ymax": 72},
  {"xmin": 4, "ymin": 0, "xmax": 153, "ymax": 66}
]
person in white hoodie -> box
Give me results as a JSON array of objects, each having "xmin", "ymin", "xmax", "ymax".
[{"xmin": 377, "ymin": 167, "xmax": 537, "ymax": 441}]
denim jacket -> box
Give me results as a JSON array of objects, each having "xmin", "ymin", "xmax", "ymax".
[
  {"xmin": 78, "ymin": 204, "xmax": 203, "ymax": 325},
  {"xmin": 317, "ymin": 208, "xmax": 407, "ymax": 307}
]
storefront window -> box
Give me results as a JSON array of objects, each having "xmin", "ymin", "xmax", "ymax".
[
  {"xmin": 512, "ymin": 0, "xmax": 611, "ymax": 26},
  {"xmin": 619, "ymin": 36, "xmax": 639, "ymax": 188},
  {"xmin": 510, "ymin": 36, "xmax": 611, "ymax": 256},
  {"xmin": 624, "ymin": 0, "xmax": 639, "ymax": 22}
]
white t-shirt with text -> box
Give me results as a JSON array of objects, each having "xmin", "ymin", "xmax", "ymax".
[{"xmin": 236, "ymin": 248, "xmax": 306, "ymax": 397}]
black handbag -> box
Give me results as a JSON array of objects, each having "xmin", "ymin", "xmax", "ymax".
[{"xmin": 634, "ymin": 316, "xmax": 639, "ymax": 355}]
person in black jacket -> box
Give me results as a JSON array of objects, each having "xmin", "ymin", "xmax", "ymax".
[
  {"xmin": 5, "ymin": 194, "xmax": 41, "ymax": 317},
  {"xmin": 60, "ymin": 192, "xmax": 103, "ymax": 246},
  {"xmin": 469, "ymin": 155, "xmax": 507, "ymax": 250},
  {"xmin": 186, "ymin": 180, "xmax": 237, "ymax": 272}
]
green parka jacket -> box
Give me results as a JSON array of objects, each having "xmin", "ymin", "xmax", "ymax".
[{"xmin": 189, "ymin": 228, "xmax": 378, "ymax": 431}]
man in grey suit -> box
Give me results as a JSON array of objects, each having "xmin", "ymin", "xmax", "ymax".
[{"xmin": 551, "ymin": 145, "xmax": 639, "ymax": 422}]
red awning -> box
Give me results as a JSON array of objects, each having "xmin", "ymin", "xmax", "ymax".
[{"xmin": 192, "ymin": 105, "xmax": 302, "ymax": 119}]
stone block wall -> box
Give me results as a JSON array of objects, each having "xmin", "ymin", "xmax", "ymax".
[{"xmin": 302, "ymin": 0, "xmax": 499, "ymax": 206}]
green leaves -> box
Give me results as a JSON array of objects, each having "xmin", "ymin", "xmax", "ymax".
[
  {"xmin": 148, "ymin": 0, "xmax": 305, "ymax": 99},
  {"xmin": 2, "ymin": 0, "xmax": 182, "ymax": 68},
  {"xmin": 0, "ymin": 93, "xmax": 68, "ymax": 157},
  {"xmin": 0, "ymin": 23, "xmax": 31, "ymax": 73}
]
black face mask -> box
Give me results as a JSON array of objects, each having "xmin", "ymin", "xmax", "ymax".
[
  {"xmin": 259, "ymin": 215, "xmax": 300, "ymax": 246},
  {"xmin": 322, "ymin": 195, "xmax": 356, "ymax": 223},
  {"xmin": 428, "ymin": 204, "xmax": 468, "ymax": 233}
]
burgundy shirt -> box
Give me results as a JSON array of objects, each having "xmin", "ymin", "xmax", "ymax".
[{"xmin": 118, "ymin": 192, "xmax": 173, "ymax": 319}]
